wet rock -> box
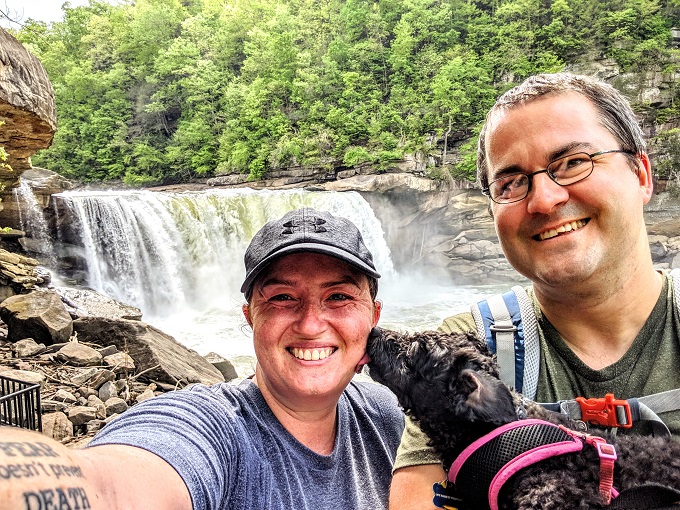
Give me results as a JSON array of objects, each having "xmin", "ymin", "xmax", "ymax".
[
  {"xmin": 55, "ymin": 342, "xmax": 102, "ymax": 367},
  {"xmin": 0, "ymin": 289, "xmax": 72, "ymax": 344}
]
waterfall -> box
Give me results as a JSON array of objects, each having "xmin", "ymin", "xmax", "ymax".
[
  {"xmin": 53, "ymin": 187, "xmax": 507, "ymax": 358},
  {"xmin": 53, "ymin": 188, "xmax": 405, "ymax": 356}
]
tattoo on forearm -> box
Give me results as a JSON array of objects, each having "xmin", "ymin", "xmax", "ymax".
[
  {"xmin": 22, "ymin": 487, "xmax": 91, "ymax": 509},
  {"xmin": 0, "ymin": 442, "xmax": 59, "ymax": 458},
  {"xmin": 0, "ymin": 442, "xmax": 83, "ymax": 481},
  {"xmin": 0, "ymin": 442, "xmax": 90, "ymax": 508}
]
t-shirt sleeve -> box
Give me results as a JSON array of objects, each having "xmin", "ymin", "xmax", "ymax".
[
  {"xmin": 438, "ymin": 311, "xmax": 476, "ymax": 335},
  {"xmin": 392, "ymin": 415, "xmax": 442, "ymax": 471},
  {"xmin": 86, "ymin": 387, "xmax": 237, "ymax": 510}
]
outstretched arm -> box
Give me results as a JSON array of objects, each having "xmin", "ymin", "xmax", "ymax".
[
  {"xmin": 0, "ymin": 427, "xmax": 191, "ymax": 510},
  {"xmin": 389, "ymin": 464, "xmax": 446, "ymax": 510}
]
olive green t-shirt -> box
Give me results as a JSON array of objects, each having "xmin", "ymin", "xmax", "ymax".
[{"xmin": 393, "ymin": 272, "xmax": 680, "ymax": 470}]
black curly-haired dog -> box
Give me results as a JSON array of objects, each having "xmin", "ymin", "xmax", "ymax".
[{"xmin": 366, "ymin": 327, "xmax": 680, "ymax": 509}]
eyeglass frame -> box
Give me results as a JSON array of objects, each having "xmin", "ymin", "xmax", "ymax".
[{"xmin": 481, "ymin": 149, "xmax": 636, "ymax": 204}]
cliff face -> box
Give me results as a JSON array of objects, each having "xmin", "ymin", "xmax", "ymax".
[{"xmin": 0, "ymin": 28, "xmax": 56, "ymax": 185}]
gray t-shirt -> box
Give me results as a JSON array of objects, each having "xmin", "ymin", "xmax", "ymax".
[{"xmin": 89, "ymin": 379, "xmax": 405, "ymax": 509}]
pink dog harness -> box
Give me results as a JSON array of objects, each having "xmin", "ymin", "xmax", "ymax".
[{"xmin": 447, "ymin": 419, "xmax": 618, "ymax": 510}]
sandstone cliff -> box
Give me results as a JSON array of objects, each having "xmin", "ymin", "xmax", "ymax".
[{"xmin": 0, "ymin": 28, "xmax": 56, "ymax": 187}]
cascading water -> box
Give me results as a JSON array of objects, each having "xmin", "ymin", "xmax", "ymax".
[
  {"xmin": 53, "ymin": 188, "xmax": 508, "ymax": 358},
  {"xmin": 14, "ymin": 180, "xmax": 55, "ymax": 265}
]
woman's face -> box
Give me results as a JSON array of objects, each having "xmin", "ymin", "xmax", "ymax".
[{"xmin": 244, "ymin": 252, "xmax": 381, "ymax": 410}]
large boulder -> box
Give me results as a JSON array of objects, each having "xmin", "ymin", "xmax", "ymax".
[
  {"xmin": 0, "ymin": 28, "xmax": 56, "ymax": 179},
  {"xmin": 72, "ymin": 316, "xmax": 225, "ymax": 386},
  {"xmin": 55, "ymin": 287, "xmax": 143, "ymax": 320},
  {"xmin": 0, "ymin": 289, "xmax": 73, "ymax": 344}
]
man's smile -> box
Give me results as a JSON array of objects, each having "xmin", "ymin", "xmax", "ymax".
[
  {"xmin": 289, "ymin": 347, "xmax": 336, "ymax": 361},
  {"xmin": 536, "ymin": 219, "xmax": 589, "ymax": 241}
]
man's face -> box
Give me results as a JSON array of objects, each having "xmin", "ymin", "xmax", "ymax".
[
  {"xmin": 484, "ymin": 92, "xmax": 653, "ymax": 291},
  {"xmin": 244, "ymin": 252, "xmax": 380, "ymax": 408}
]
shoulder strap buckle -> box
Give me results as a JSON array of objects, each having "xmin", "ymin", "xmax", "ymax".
[
  {"xmin": 575, "ymin": 393, "xmax": 633, "ymax": 428},
  {"xmin": 488, "ymin": 323, "xmax": 518, "ymax": 333}
]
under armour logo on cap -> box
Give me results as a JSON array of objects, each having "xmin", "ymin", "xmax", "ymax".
[
  {"xmin": 241, "ymin": 208, "xmax": 380, "ymax": 297},
  {"xmin": 281, "ymin": 217, "xmax": 327, "ymax": 235}
]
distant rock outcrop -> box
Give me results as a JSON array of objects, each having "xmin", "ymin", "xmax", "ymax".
[{"xmin": 0, "ymin": 248, "xmax": 48, "ymax": 300}]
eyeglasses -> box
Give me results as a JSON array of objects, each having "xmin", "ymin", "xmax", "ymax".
[{"xmin": 482, "ymin": 149, "xmax": 635, "ymax": 204}]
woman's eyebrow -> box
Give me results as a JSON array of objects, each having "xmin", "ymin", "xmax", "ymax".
[{"xmin": 259, "ymin": 277, "xmax": 294, "ymax": 290}]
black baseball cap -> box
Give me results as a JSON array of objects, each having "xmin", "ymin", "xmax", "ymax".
[{"xmin": 241, "ymin": 208, "xmax": 381, "ymax": 298}]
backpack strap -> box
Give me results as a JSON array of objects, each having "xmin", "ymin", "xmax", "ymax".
[
  {"xmin": 541, "ymin": 395, "xmax": 672, "ymax": 437},
  {"xmin": 471, "ymin": 286, "xmax": 540, "ymax": 400},
  {"xmin": 672, "ymin": 267, "xmax": 680, "ymax": 316}
]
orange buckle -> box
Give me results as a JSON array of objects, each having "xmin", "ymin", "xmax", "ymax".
[{"xmin": 574, "ymin": 393, "xmax": 633, "ymax": 428}]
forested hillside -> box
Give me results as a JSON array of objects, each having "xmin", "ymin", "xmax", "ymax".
[{"xmin": 8, "ymin": 0, "xmax": 680, "ymax": 186}]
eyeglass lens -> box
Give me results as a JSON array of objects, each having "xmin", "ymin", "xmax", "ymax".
[{"xmin": 489, "ymin": 152, "xmax": 594, "ymax": 203}]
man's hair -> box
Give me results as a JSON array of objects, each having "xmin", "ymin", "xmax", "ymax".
[{"xmin": 477, "ymin": 72, "xmax": 646, "ymax": 188}]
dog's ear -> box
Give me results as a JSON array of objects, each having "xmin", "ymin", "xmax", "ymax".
[
  {"xmin": 460, "ymin": 369, "xmax": 491, "ymax": 406},
  {"xmin": 459, "ymin": 369, "xmax": 516, "ymax": 424}
]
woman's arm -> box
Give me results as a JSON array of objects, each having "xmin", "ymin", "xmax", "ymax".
[
  {"xmin": 0, "ymin": 427, "xmax": 191, "ymax": 510},
  {"xmin": 389, "ymin": 464, "xmax": 446, "ymax": 510}
]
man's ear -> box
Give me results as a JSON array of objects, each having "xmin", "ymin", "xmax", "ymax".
[
  {"xmin": 242, "ymin": 304, "xmax": 252, "ymax": 327},
  {"xmin": 637, "ymin": 152, "xmax": 654, "ymax": 204}
]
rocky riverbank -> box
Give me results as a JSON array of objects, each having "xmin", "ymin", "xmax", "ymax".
[{"xmin": 0, "ymin": 283, "xmax": 254, "ymax": 447}]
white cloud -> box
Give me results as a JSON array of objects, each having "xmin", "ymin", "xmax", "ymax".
[{"xmin": 1, "ymin": 1, "xmax": 104, "ymax": 27}]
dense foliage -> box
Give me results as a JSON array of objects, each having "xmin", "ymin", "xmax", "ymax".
[{"xmin": 9, "ymin": 0, "xmax": 680, "ymax": 185}]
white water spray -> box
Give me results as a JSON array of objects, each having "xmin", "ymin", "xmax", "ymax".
[
  {"xmin": 14, "ymin": 180, "xmax": 55, "ymax": 261},
  {"xmin": 55, "ymin": 188, "xmax": 440, "ymax": 356}
]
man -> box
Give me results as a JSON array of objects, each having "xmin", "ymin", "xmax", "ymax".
[
  {"xmin": 0, "ymin": 208, "xmax": 404, "ymax": 509},
  {"xmin": 390, "ymin": 72, "xmax": 680, "ymax": 509}
]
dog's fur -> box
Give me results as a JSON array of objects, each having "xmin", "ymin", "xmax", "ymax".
[{"xmin": 366, "ymin": 328, "xmax": 680, "ymax": 509}]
